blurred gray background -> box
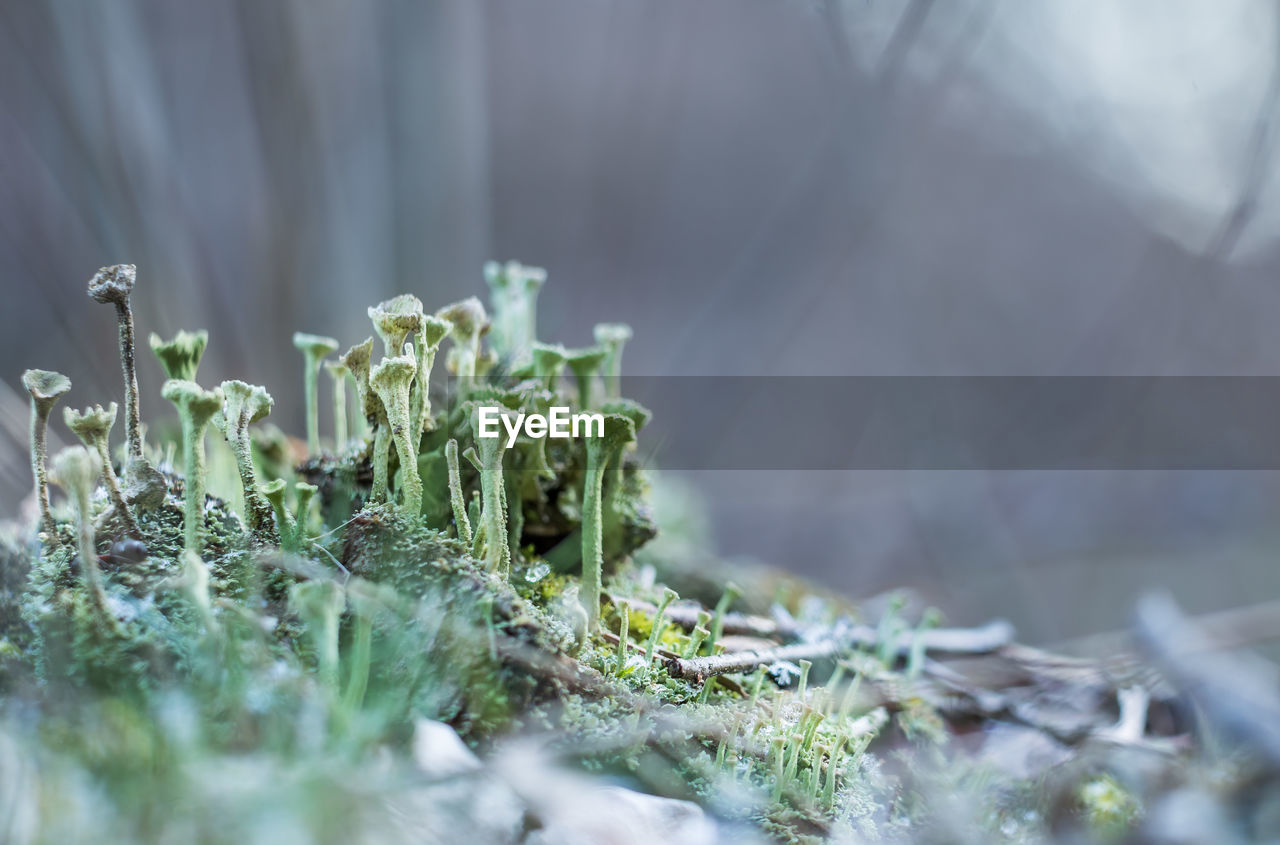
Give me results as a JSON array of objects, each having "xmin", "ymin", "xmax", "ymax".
[{"xmin": 3, "ymin": 0, "xmax": 1280, "ymax": 643}]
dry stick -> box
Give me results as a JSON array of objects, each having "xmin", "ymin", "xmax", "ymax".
[
  {"xmin": 668, "ymin": 641, "xmax": 844, "ymax": 683},
  {"xmin": 613, "ymin": 597, "xmax": 797, "ymax": 640},
  {"xmin": 617, "ymin": 593, "xmax": 1018, "ymax": 652},
  {"xmin": 665, "ymin": 619, "xmax": 1015, "ymax": 683}
]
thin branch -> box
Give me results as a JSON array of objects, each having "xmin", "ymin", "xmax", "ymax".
[{"xmin": 665, "ymin": 619, "xmax": 1015, "ymax": 683}]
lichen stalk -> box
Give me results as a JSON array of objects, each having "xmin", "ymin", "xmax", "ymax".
[
  {"xmin": 214, "ymin": 381, "xmax": 277, "ymax": 543},
  {"xmin": 339, "ymin": 338, "xmax": 376, "ymax": 436},
  {"xmin": 616, "ymin": 603, "xmax": 630, "ymax": 674},
  {"xmin": 644, "ymin": 587, "xmax": 678, "ymax": 671},
  {"xmin": 63, "ymin": 402, "xmax": 140, "ymax": 538},
  {"xmin": 343, "ymin": 580, "xmax": 394, "ymax": 713},
  {"xmin": 484, "ymin": 261, "xmax": 547, "ymax": 364},
  {"xmin": 566, "ymin": 346, "xmax": 607, "ymax": 411},
  {"xmin": 289, "ymin": 580, "xmax": 345, "ymax": 691},
  {"xmin": 87, "ymin": 265, "xmax": 144, "ymax": 470},
  {"xmin": 470, "ymin": 407, "xmax": 511, "ymax": 575},
  {"xmin": 437, "ymin": 298, "xmax": 488, "ymax": 382},
  {"xmin": 411, "ymin": 314, "xmax": 451, "ymax": 441},
  {"xmin": 293, "ymin": 333, "xmax": 339, "ymax": 454},
  {"xmin": 370, "ymin": 350, "xmax": 421, "ymax": 515},
  {"xmin": 52, "ymin": 446, "xmax": 107, "ymax": 612},
  {"xmin": 593, "ymin": 323, "xmax": 632, "ymax": 400},
  {"xmin": 707, "ymin": 582, "xmax": 741, "ymax": 656},
  {"xmin": 371, "ymin": 414, "xmax": 391, "ymax": 504},
  {"xmin": 324, "ymin": 361, "xmax": 349, "ymax": 448},
  {"xmin": 600, "ymin": 399, "xmax": 651, "ymax": 556},
  {"xmin": 445, "ymin": 438, "xmax": 472, "ymax": 546},
  {"xmin": 262, "ymin": 479, "xmax": 297, "ymax": 553},
  {"xmin": 295, "ymin": 482, "xmax": 318, "ymax": 545},
  {"xmin": 162, "ymin": 380, "xmax": 224, "ymax": 555},
  {"xmin": 30, "ymin": 396, "xmax": 56, "ymax": 543},
  {"xmin": 531, "ymin": 343, "xmax": 567, "ymax": 392},
  {"xmin": 580, "ymin": 413, "xmax": 635, "ymax": 632},
  {"xmin": 22, "ymin": 369, "xmax": 70, "ymax": 547}
]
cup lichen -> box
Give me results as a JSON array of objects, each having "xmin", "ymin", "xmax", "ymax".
[
  {"xmin": 262, "ymin": 478, "xmax": 296, "ymax": 552},
  {"xmin": 161, "ymin": 379, "xmax": 224, "ymax": 555},
  {"xmin": 469, "ymin": 405, "xmax": 511, "ymax": 575},
  {"xmin": 87, "ymin": 266, "xmax": 144, "ymax": 469},
  {"xmin": 63, "ymin": 401, "xmax": 140, "ymax": 538},
  {"xmin": 368, "ymin": 294, "xmax": 424, "ymax": 357},
  {"xmin": 50, "ymin": 445, "xmax": 107, "ymax": 612},
  {"xmin": 411, "ymin": 313, "xmax": 451, "ymax": 441},
  {"xmin": 580, "ymin": 413, "xmax": 635, "ymax": 632},
  {"xmin": 288, "ymin": 579, "xmax": 345, "ymax": 690},
  {"xmin": 323, "ymin": 360, "xmax": 350, "ymax": 449},
  {"xmin": 483, "ymin": 260, "xmax": 546, "ymax": 364},
  {"xmin": 593, "ymin": 322, "xmax": 632, "ymax": 400},
  {"xmin": 530, "ymin": 342, "xmax": 567, "ymax": 392},
  {"xmin": 445, "ymin": 438, "xmax": 472, "ymax": 547},
  {"xmin": 369, "ymin": 350, "xmax": 422, "ymax": 516},
  {"xmin": 22, "ymin": 368, "xmax": 71, "ymax": 547},
  {"xmin": 213, "ymin": 380, "xmax": 277, "ymax": 543},
  {"xmin": 437, "ymin": 297, "xmax": 489, "ymax": 381},
  {"xmin": 293, "ymin": 333, "xmax": 340, "ymax": 454},
  {"xmin": 149, "ymin": 329, "xmax": 209, "ymax": 382},
  {"xmin": 565, "ymin": 346, "xmax": 607, "ymax": 411}
]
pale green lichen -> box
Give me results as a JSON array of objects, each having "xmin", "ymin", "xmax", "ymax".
[
  {"xmin": 593, "ymin": 322, "xmax": 632, "ymax": 400},
  {"xmin": 530, "ymin": 342, "xmax": 567, "ymax": 392},
  {"xmin": 289, "ymin": 579, "xmax": 345, "ymax": 690},
  {"xmin": 580, "ymin": 413, "xmax": 635, "ymax": 632},
  {"xmin": 368, "ymin": 294, "xmax": 423, "ymax": 357},
  {"xmin": 339, "ymin": 337, "xmax": 376, "ymax": 438},
  {"xmin": 50, "ymin": 445, "xmax": 106, "ymax": 613},
  {"xmin": 410, "ymin": 313, "xmax": 451, "ymax": 441},
  {"xmin": 445, "ymin": 438, "xmax": 472, "ymax": 547},
  {"xmin": 469, "ymin": 405, "xmax": 511, "ymax": 575},
  {"xmin": 149, "ymin": 329, "xmax": 209, "ymax": 381},
  {"xmin": 565, "ymin": 346, "xmax": 607, "ymax": 410},
  {"xmin": 324, "ymin": 360, "xmax": 350, "ymax": 448},
  {"xmin": 213, "ymin": 380, "xmax": 276, "ymax": 543},
  {"xmin": 484, "ymin": 260, "xmax": 546, "ymax": 364},
  {"xmin": 161, "ymin": 379, "xmax": 224, "ymax": 555},
  {"xmin": 87, "ymin": 264, "xmax": 145, "ymax": 471},
  {"xmin": 22, "ymin": 368, "xmax": 71, "ymax": 547},
  {"xmin": 293, "ymin": 333, "xmax": 340, "ymax": 454},
  {"xmin": 708, "ymin": 581, "xmax": 741, "ymax": 656},
  {"xmin": 369, "ymin": 351, "xmax": 421, "ymax": 515},
  {"xmin": 437, "ymin": 297, "xmax": 488, "ymax": 381},
  {"xmin": 63, "ymin": 401, "xmax": 139, "ymax": 538},
  {"xmin": 262, "ymin": 478, "xmax": 296, "ymax": 552}
]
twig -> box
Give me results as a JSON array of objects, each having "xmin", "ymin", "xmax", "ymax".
[
  {"xmin": 668, "ymin": 641, "xmax": 844, "ymax": 683},
  {"xmin": 665, "ymin": 619, "xmax": 1014, "ymax": 682},
  {"xmin": 614, "ymin": 594, "xmax": 1016, "ymax": 655},
  {"xmin": 609, "ymin": 594, "xmax": 795, "ymax": 639}
]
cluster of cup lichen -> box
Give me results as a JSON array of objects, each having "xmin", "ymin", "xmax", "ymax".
[
  {"xmin": 8, "ymin": 258, "xmax": 663, "ymax": 684},
  {"xmin": 0, "ymin": 260, "xmax": 984, "ymax": 843}
]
